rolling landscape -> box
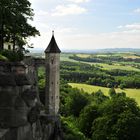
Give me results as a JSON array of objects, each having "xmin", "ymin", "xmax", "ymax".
[
  {"xmin": 36, "ymin": 49, "xmax": 140, "ymax": 139},
  {"xmin": 64, "ymin": 51, "xmax": 140, "ymax": 102},
  {"xmin": 37, "ymin": 50, "xmax": 140, "ymax": 104},
  {"xmin": 1, "ymin": 0, "xmax": 140, "ymax": 139}
]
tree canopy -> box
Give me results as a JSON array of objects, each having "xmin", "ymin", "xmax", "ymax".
[{"xmin": 0, "ymin": 0, "xmax": 39, "ymax": 50}]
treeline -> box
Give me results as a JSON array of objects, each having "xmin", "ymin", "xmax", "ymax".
[
  {"xmin": 69, "ymin": 54, "xmax": 140, "ymax": 63},
  {"xmin": 60, "ymin": 82, "xmax": 140, "ymax": 140},
  {"xmin": 61, "ymin": 61, "xmax": 140, "ymax": 88}
]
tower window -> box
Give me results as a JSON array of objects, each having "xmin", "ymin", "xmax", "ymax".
[{"xmin": 51, "ymin": 58, "xmax": 54, "ymax": 64}]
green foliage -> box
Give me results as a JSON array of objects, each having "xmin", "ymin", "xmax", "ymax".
[
  {"xmin": 37, "ymin": 55, "xmax": 140, "ymax": 140},
  {"xmin": 69, "ymin": 83, "xmax": 140, "ymax": 105},
  {"xmin": 60, "ymin": 86, "xmax": 89, "ymax": 117},
  {"xmin": 79, "ymin": 104, "xmax": 99, "ymax": 138},
  {"xmin": 108, "ymin": 88, "xmax": 116, "ymax": 97},
  {"xmin": 0, "ymin": 49, "xmax": 24, "ymax": 61},
  {"xmin": 38, "ymin": 79, "xmax": 45, "ymax": 90},
  {"xmin": 61, "ymin": 61, "xmax": 140, "ymax": 88},
  {"xmin": 0, "ymin": 0, "xmax": 40, "ymax": 50},
  {"xmin": 0, "ymin": 54, "xmax": 8, "ymax": 61},
  {"xmin": 92, "ymin": 90, "xmax": 109, "ymax": 104},
  {"xmin": 119, "ymin": 84, "xmax": 125, "ymax": 89},
  {"xmin": 69, "ymin": 54, "xmax": 140, "ymax": 67},
  {"xmin": 59, "ymin": 82, "xmax": 140, "ymax": 140},
  {"xmin": 38, "ymin": 67, "xmax": 45, "ymax": 90},
  {"xmin": 92, "ymin": 96, "xmax": 140, "ymax": 140},
  {"xmin": 61, "ymin": 117, "xmax": 86, "ymax": 140}
]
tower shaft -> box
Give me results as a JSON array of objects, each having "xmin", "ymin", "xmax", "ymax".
[{"xmin": 45, "ymin": 53, "xmax": 60, "ymax": 115}]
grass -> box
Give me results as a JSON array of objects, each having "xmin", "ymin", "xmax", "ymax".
[
  {"xmin": 60, "ymin": 53, "xmax": 140, "ymax": 72},
  {"xmin": 69, "ymin": 83, "xmax": 140, "ymax": 105},
  {"xmin": 70, "ymin": 61, "xmax": 140, "ymax": 72},
  {"xmin": 76, "ymin": 54, "xmax": 91, "ymax": 58},
  {"xmin": 93, "ymin": 63, "xmax": 140, "ymax": 72},
  {"xmin": 60, "ymin": 53, "xmax": 77, "ymax": 62}
]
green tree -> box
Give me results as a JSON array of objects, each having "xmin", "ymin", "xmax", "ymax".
[
  {"xmin": 65, "ymin": 89, "xmax": 88, "ymax": 117},
  {"xmin": 91, "ymin": 90, "xmax": 109, "ymax": 104},
  {"xmin": 79, "ymin": 104, "xmax": 99, "ymax": 138},
  {"xmin": 0, "ymin": 0, "xmax": 39, "ymax": 50},
  {"xmin": 61, "ymin": 117, "xmax": 86, "ymax": 140},
  {"xmin": 108, "ymin": 88, "xmax": 116, "ymax": 97},
  {"xmin": 92, "ymin": 96, "xmax": 140, "ymax": 140}
]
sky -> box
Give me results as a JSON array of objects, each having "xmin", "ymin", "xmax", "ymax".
[{"xmin": 29, "ymin": 0, "xmax": 140, "ymax": 51}]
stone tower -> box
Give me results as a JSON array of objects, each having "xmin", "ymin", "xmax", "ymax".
[{"xmin": 45, "ymin": 31, "xmax": 61, "ymax": 116}]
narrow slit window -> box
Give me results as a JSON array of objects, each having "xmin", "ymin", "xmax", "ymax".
[{"xmin": 51, "ymin": 58, "xmax": 54, "ymax": 64}]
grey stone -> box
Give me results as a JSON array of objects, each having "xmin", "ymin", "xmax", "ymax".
[
  {"xmin": 15, "ymin": 74, "xmax": 30, "ymax": 86},
  {"xmin": 0, "ymin": 73, "xmax": 16, "ymax": 86}
]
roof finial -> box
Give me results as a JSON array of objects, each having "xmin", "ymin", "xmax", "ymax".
[{"xmin": 52, "ymin": 30, "xmax": 54, "ymax": 36}]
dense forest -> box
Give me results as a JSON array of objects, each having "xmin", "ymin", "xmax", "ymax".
[
  {"xmin": 69, "ymin": 54, "xmax": 140, "ymax": 63},
  {"xmin": 60, "ymin": 61, "xmax": 140, "ymax": 89},
  {"xmin": 39, "ymin": 77, "xmax": 140, "ymax": 140}
]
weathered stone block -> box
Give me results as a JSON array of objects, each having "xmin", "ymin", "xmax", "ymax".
[
  {"xmin": 0, "ymin": 124, "xmax": 33, "ymax": 140},
  {"xmin": 0, "ymin": 95, "xmax": 28, "ymax": 128},
  {"xmin": 10, "ymin": 97, "xmax": 28, "ymax": 127},
  {"xmin": 0, "ymin": 74, "xmax": 16, "ymax": 87},
  {"xmin": 16, "ymin": 123, "xmax": 33, "ymax": 140},
  {"xmin": 15, "ymin": 74, "xmax": 30, "ymax": 86},
  {"xmin": 21, "ymin": 89, "xmax": 37, "ymax": 107}
]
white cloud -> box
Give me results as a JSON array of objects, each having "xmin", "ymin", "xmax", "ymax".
[
  {"xmin": 52, "ymin": 4, "xmax": 87, "ymax": 16},
  {"xmin": 117, "ymin": 23, "xmax": 140, "ymax": 32},
  {"xmin": 59, "ymin": 31, "xmax": 140, "ymax": 50},
  {"xmin": 66, "ymin": 0, "xmax": 90, "ymax": 3},
  {"xmin": 36, "ymin": 10, "xmax": 48, "ymax": 16},
  {"xmin": 29, "ymin": 28, "xmax": 140, "ymax": 51},
  {"xmin": 134, "ymin": 8, "xmax": 140, "ymax": 13}
]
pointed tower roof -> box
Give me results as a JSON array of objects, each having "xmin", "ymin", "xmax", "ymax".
[{"xmin": 45, "ymin": 31, "xmax": 61, "ymax": 53}]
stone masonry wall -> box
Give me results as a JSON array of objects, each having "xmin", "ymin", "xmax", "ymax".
[
  {"xmin": 0, "ymin": 61, "xmax": 39, "ymax": 140},
  {"xmin": 0, "ymin": 59, "xmax": 62, "ymax": 140}
]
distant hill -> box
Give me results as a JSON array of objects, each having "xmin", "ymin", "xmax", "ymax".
[
  {"xmin": 63, "ymin": 48, "xmax": 140, "ymax": 54},
  {"xmin": 96, "ymin": 48, "xmax": 140, "ymax": 53},
  {"xmin": 30, "ymin": 48, "xmax": 140, "ymax": 54}
]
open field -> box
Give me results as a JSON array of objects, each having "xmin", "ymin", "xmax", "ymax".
[
  {"xmin": 77, "ymin": 53, "xmax": 140, "ymax": 59},
  {"xmin": 69, "ymin": 83, "xmax": 140, "ymax": 105},
  {"xmin": 60, "ymin": 53, "xmax": 77, "ymax": 62},
  {"xmin": 94, "ymin": 63, "xmax": 140, "ymax": 72},
  {"xmin": 76, "ymin": 54, "xmax": 91, "ymax": 58},
  {"xmin": 60, "ymin": 53, "xmax": 140, "ymax": 72}
]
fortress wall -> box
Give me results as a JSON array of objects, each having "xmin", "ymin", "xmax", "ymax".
[
  {"xmin": 0, "ymin": 61, "xmax": 40, "ymax": 140},
  {"xmin": 0, "ymin": 59, "xmax": 63, "ymax": 140}
]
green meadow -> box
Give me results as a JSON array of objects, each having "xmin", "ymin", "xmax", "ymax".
[
  {"xmin": 69, "ymin": 83, "xmax": 140, "ymax": 105},
  {"xmin": 61, "ymin": 53, "xmax": 140, "ymax": 72},
  {"xmin": 94, "ymin": 63, "xmax": 140, "ymax": 72},
  {"xmin": 60, "ymin": 53, "xmax": 77, "ymax": 62}
]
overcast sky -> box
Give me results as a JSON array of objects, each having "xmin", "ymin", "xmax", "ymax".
[{"xmin": 29, "ymin": 0, "xmax": 140, "ymax": 51}]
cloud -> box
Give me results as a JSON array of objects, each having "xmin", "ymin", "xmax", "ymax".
[
  {"xmin": 66, "ymin": 0, "xmax": 90, "ymax": 3},
  {"xmin": 59, "ymin": 30, "xmax": 140, "ymax": 50},
  {"xmin": 134, "ymin": 8, "xmax": 140, "ymax": 13},
  {"xmin": 52, "ymin": 4, "xmax": 87, "ymax": 16},
  {"xmin": 117, "ymin": 23, "xmax": 140, "ymax": 32},
  {"xmin": 30, "ymin": 28, "xmax": 140, "ymax": 51},
  {"xmin": 36, "ymin": 10, "xmax": 48, "ymax": 16}
]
